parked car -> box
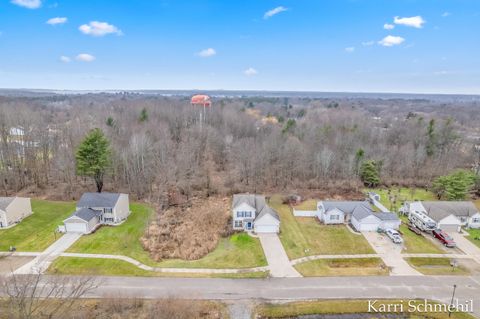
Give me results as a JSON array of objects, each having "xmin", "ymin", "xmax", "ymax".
[
  {"xmin": 407, "ymin": 223, "xmax": 422, "ymax": 235},
  {"xmin": 432, "ymin": 229, "xmax": 456, "ymax": 248},
  {"xmin": 386, "ymin": 228, "xmax": 403, "ymax": 244}
]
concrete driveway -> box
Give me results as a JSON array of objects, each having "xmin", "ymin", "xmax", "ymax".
[
  {"xmin": 450, "ymin": 232, "xmax": 480, "ymax": 263},
  {"xmin": 14, "ymin": 232, "xmax": 82, "ymax": 274},
  {"xmin": 362, "ymin": 232, "xmax": 421, "ymax": 276},
  {"xmin": 258, "ymin": 233, "xmax": 301, "ymax": 277}
]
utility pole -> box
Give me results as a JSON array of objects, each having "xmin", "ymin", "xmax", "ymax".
[{"xmin": 448, "ymin": 284, "xmax": 457, "ymax": 317}]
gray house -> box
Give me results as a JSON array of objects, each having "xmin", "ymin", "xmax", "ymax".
[
  {"xmin": 317, "ymin": 200, "xmax": 400, "ymax": 231},
  {"xmin": 402, "ymin": 201, "xmax": 480, "ymax": 231},
  {"xmin": 232, "ymin": 194, "xmax": 280, "ymax": 233},
  {"xmin": 0, "ymin": 197, "xmax": 32, "ymax": 228},
  {"xmin": 63, "ymin": 193, "xmax": 130, "ymax": 234}
]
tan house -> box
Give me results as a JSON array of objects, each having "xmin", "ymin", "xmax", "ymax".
[{"xmin": 0, "ymin": 197, "xmax": 33, "ymax": 228}]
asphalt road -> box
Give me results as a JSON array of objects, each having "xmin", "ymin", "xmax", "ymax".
[{"xmin": 57, "ymin": 275, "xmax": 480, "ymax": 316}]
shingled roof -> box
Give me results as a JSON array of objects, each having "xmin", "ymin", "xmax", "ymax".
[
  {"xmin": 72, "ymin": 208, "xmax": 101, "ymax": 222},
  {"xmin": 0, "ymin": 197, "xmax": 16, "ymax": 211},
  {"xmin": 77, "ymin": 192, "xmax": 121, "ymax": 208},
  {"xmin": 421, "ymin": 201, "xmax": 479, "ymax": 222}
]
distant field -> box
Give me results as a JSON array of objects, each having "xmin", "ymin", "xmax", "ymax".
[
  {"xmin": 269, "ymin": 195, "xmax": 374, "ymax": 259},
  {"xmin": 0, "ymin": 200, "xmax": 75, "ymax": 251},
  {"xmin": 294, "ymin": 258, "xmax": 388, "ymax": 277}
]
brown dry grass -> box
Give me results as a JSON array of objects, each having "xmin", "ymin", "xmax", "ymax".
[{"xmin": 141, "ymin": 196, "xmax": 232, "ymax": 261}]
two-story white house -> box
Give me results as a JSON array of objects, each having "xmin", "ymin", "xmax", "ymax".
[
  {"xmin": 63, "ymin": 192, "xmax": 130, "ymax": 234},
  {"xmin": 232, "ymin": 194, "xmax": 280, "ymax": 233}
]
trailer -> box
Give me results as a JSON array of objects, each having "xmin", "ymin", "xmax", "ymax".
[{"xmin": 408, "ymin": 209, "xmax": 437, "ymax": 232}]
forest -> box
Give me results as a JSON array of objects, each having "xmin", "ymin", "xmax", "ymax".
[{"xmin": 0, "ymin": 91, "xmax": 479, "ymax": 206}]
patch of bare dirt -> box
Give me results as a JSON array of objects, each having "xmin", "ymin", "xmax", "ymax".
[
  {"xmin": 0, "ymin": 256, "xmax": 34, "ymax": 274},
  {"xmin": 141, "ymin": 196, "xmax": 232, "ymax": 261}
]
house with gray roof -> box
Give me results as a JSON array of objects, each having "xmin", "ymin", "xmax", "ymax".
[
  {"xmin": 232, "ymin": 194, "xmax": 280, "ymax": 233},
  {"xmin": 402, "ymin": 201, "xmax": 480, "ymax": 232},
  {"xmin": 63, "ymin": 192, "xmax": 130, "ymax": 234},
  {"xmin": 0, "ymin": 197, "xmax": 32, "ymax": 228},
  {"xmin": 316, "ymin": 200, "xmax": 400, "ymax": 231}
]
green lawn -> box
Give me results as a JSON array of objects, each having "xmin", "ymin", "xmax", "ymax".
[
  {"xmin": 466, "ymin": 228, "xmax": 480, "ymax": 248},
  {"xmin": 269, "ymin": 195, "xmax": 375, "ymax": 259},
  {"xmin": 0, "ymin": 199, "xmax": 75, "ymax": 251},
  {"xmin": 367, "ymin": 187, "xmax": 436, "ymax": 212},
  {"xmin": 294, "ymin": 258, "xmax": 388, "ymax": 277},
  {"xmin": 293, "ymin": 199, "xmax": 317, "ymax": 211},
  {"xmin": 48, "ymin": 257, "xmax": 268, "ymax": 278},
  {"xmin": 68, "ymin": 204, "xmax": 266, "ymax": 268},
  {"xmin": 400, "ymin": 222, "xmax": 444, "ymax": 254},
  {"xmin": 405, "ymin": 257, "xmax": 470, "ymax": 276},
  {"xmin": 255, "ymin": 300, "xmax": 476, "ymax": 319}
]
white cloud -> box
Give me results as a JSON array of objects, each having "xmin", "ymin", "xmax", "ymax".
[
  {"xmin": 244, "ymin": 67, "xmax": 258, "ymax": 76},
  {"xmin": 197, "ymin": 48, "xmax": 216, "ymax": 57},
  {"xmin": 393, "ymin": 16, "xmax": 426, "ymax": 28},
  {"xmin": 76, "ymin": 53, "xmax": 96, "ymax": 62},
  {"xmin": 378, "ymin": 35, "xmax": 405, "ymax": 47},
  {"xmin": 383, "ymin": 23, "xmax": 395, "ymax": 30},
  {"xmin": 11, "ymin": 0, "xmax": 41, "ymax": 9},
  {"xmin": 361, "ymin": 41, "xmax": 375, "ymax": 46},
  {"xmin": 60, "ymin": 56, "xmax": 71, "ymax": 63},
  {"xmin": 441, "ymin": 12, "xmax": 451, "ymax": 17},
  {"xmin": 345, "ymin": 47, "xmax": 355, "ymax": 53},
  {"xmin": 47, "ymin": 17, "xmax": 67, "ymax": 25},
  {"xmin": 79, "ymin": 21, "xmax": 122, "ymax": 37},
  {"xmin": 264, "ymin": 6, "xmax": 288, "ymax": 19}
]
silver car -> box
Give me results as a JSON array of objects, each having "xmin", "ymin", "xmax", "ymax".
[{"xmin": 386, "ymin": 228, "xmax": 403, "ymax": 244}]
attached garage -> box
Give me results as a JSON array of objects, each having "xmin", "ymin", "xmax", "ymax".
[
  {"xmin": 437, "ymin": 215, "xmax": 462, "ymax": 233},
  {"xmin": 352, "ymin": 214, "xmax": 380, "ymax": 232},
  {"xmin": 254, "ymin": 207, "xmax": 280, "ymax": 234},
  {"xmin": 63, "ymin": 208, "xmax": 99, "ymax": 234}
]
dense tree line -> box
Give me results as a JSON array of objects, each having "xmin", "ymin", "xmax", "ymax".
[{"xmin": 0, "ymin": 94, "xmax": 477, "ymax": 205}]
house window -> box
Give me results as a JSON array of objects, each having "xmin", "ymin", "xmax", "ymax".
[
  {"xmin": 234, "ymin": 220, "xmax": 243, "ymax": 228},
  {"xmin": 330, "ymin": 215, "xmax": 340, "ymax": 221},
  {"xmin": 236, "ymin": 211, "xmax": 244, "ymax": 218},
  {"xmin": 236, "ymin": 211, "xmax": 252, "ymax": 218},
  {"xmin": 473, "ymin": 218, "xmax": 480, "ymax": 223},
  {"xmin": 460, "ymin": 217, "xmax": 467, "ymax": 223},
  {"xmin": 245, "ymin": 211, "xmax": 252, "ymax": 218}
]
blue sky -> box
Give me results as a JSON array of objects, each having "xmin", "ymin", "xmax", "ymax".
[{"xmin": 0, "ymin": 0, "xmax": 479, "ymax": 93}]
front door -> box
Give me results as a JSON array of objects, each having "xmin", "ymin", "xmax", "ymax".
[{"xmin": 246, "ymin": 222, "xmax": 252, "ymax": 230}]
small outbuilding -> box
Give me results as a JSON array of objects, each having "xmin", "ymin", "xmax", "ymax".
[{"xmin": 0, "ymin": 197, "xmax": 33, "ymax": 228}]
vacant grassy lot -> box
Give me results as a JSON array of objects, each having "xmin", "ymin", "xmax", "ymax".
[
  {"xmin": 294, "ymin": 258, "xmax": 388, "ymax": 277},
  {"xmin": 400, "ymin": 223, "xmax": 444, "ymax": 254},
  {"xmin": 466, "ymin": 228, "xmax": 480, "ymax": 248},
  {"xmin": 368, "ymin": 187, "xmax": 436, "ymax": 212},
  {"xmin": 255, "ymin": 300, "xmax": 476, "ymax": 319},
  {"xmin": 269, "ymin": 195, "xmax": 374, "ymax": 259},
  {"xmin": 48, "ymin": 257, "xmax": 268, "ymax": 278},
  {"xmin": 0, "ymin": 199, "xmax": 75, "ymax": 251},
  {"xmin": 405, "ymin": 257, "xmax": 470, "ymax": 276},
  {"xmin": 69, "ymin": 204, "xmax": 266, "ymax": 268},
  {"xmin": 292, "ymin": 199, "xmax": 317, "ymax": 211}
]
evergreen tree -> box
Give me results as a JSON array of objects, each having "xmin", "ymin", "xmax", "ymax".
[
  {"xmin": 432, "ymin": 169, "xmax": 476, "ymax": 200},
  {"xmin": 76, "ymin": 128, "xmax": 111, "ymax": 193},
  {"xmin": 139, "ymin": 108, "xmax": 148, "ymax": 122},
  {"xmin": 360, "ymin": 160, "xmax": 380, "ymax": 187}
]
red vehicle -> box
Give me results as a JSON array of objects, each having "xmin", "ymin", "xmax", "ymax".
[{"xmin": 432, "ymin": 229, "xmax": 456, "ymax": 248}]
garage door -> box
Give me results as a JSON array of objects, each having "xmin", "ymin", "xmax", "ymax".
[
  {"xmin": 255, "ymin": 225, "xmax": 279, "ymax": 233},
  {"xmin": 65, "ymin": 222, "xmax": 87, "ymax": 233},
  {"xmin": 359, "ymin": 223, "xmax": 379, "ymax": 232},
  {"xmin": 438, "ymin": 224, "xmax": 460, "ymax": 232}
]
